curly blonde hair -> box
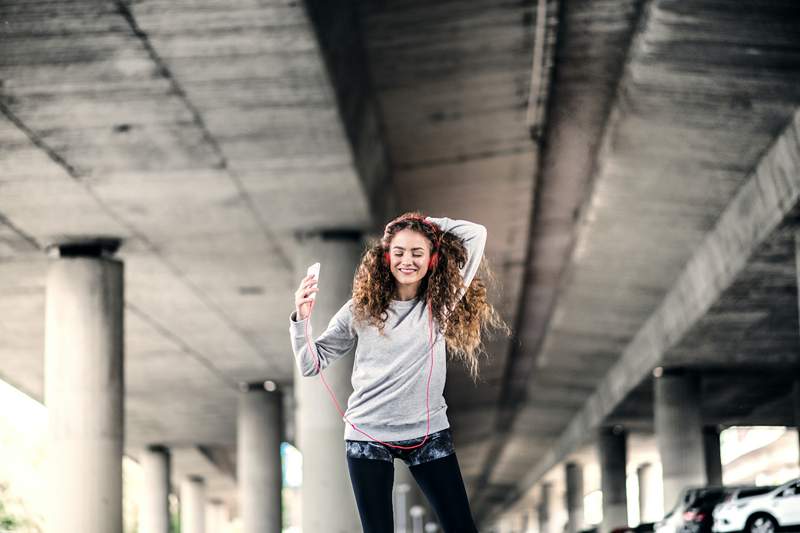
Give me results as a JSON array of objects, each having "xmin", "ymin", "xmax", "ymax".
[{"xmin": 351, "ymin": 212, "xmax": 511, "ymax": 382}]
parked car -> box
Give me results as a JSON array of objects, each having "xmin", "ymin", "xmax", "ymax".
[
  {"xmin": 679, "ymin": 488, "xmax": 734, "ymax": 533},
  {"xmin": 711, "ymin": 485, "xmax": 777, "ymax": 527},
  {"xmin": 657, "ymin": 487, "xmax": 722, "ymax": 533},
  {"xmin": 611, "ymin": 522, "xmax": 656, "ymax": 533},
  {"xmin": 656, "ymin": 486, "xmax": 750, "ymax": 533},
  {"xmin": 712, "ymin": 478, "xmax": 800, "ymax": 533}
]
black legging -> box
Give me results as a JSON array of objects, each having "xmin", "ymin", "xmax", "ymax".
[{"xmin": 346, "ymin": 452, "xmax": 479, "ymax": 533}]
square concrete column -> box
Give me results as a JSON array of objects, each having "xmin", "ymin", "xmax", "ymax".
[
  {"xmin": 237, "ymin": 386, "xmax": 282, "ymax": 533},
  {"xmin": 565, "ymin": 462, "xmax": 584, "ymax": 533},
  {"xmin": 45, "ymin": 239, "xmax": 124, "ymax": 533},
  {"xmin": 140, "ymin": 445, "xmax": 171, "ymax": 533},
  {"xmin": 655, "ymin": 371, "xmax": 706, "ymax": 512},
  {"xmin": 599, "ymin": 427, "xmax": 628, "ymax": 533},
  {"xmin": 180, "ymin": 476, "xmax": 206, "ymax": 533},
  {"xmin": 294, "ymin": 231, "xmax": 363, "ymax": 533}
]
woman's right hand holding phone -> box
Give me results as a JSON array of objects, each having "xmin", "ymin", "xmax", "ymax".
[{"xmin": 294, "ymin": 274, "xmax": 319, "ymax": 320}]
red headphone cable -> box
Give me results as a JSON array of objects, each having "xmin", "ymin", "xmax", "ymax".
[{"xmin": 302, "ymin": 297, "xmax": 435, "ymax": 450}]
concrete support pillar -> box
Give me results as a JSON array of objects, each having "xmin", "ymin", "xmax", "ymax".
[
  {"xmin": 205, "ymin": 500, "xmax": 228, "ymax": 533},
  {"xmin": 636, "ymin": 463, "xmax": 657, "ymax": 524},
  {"xmin": 395, "ymin": 482, "xmax": 412, "ymax": 533},
  {"xmin": 793, "ymin": 380, "xmax": 800, "ymax": 464},
  {"xmin": 140, "ymin": 446, "xmax": 171, "ymax": 533},
  {"xmin": 395, "ymin": 462, "xmax": 431, "ymax": 533},
  {"xmin": 538, "ymin": 483, "xmax": 552, "ymax": 533},
  {"xmin": 237, "ymin": 387, "xmax": 282, "ymax": 533},
  {"xmin": 565, "ymin": 462, "xmax": 584, "ymax": 533},
  {"xmin": 703, "ymin": 427, "xmax": 722, "ymax": 486},
  {"xmin": 655, "ymin": 371, "xmax": 706, "ymax": 512},
  {"xmin": 294, "ymin": 231, "xmax": 363, "ymax": 533},
  {"xmin": 45, "ymin": 239, "xmax": 124, "ymax": 533},
  {"xmin": 424, "ymin": 521, "xmax": 439, "ymax": 532},
  {"xmin": 791, "ymin": 229, "xmax": 800, "ymax": 460},
  {"xmin": 599, "ymin": 427, "xmax": 628, "ymax": 533},
  {"xmin": 410, "ymin": 505, "xmax": 427, "ymax": 533},
  {"xmin": 180, "ymin": 476, "xmax": 206, "ymax": 533},
  {"xmin": 519, "ymin": 510, "xmax": 530, "ymax": 533}
]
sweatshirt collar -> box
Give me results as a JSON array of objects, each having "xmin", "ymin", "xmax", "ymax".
[{"xmin": 390, "ymin": 296, "xmax": 419, "ymax": 307}]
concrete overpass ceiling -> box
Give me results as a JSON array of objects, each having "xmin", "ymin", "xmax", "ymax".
[
  {"xmin": 472, "ymin": 0, "xmax": 800, "ymax": 522},
  {"xmin": 0, "ymin": 0, "xmax": 378, "ymax": 501},
  {"xmin": 2, "ymin": 0, "xmax": 800, "ymax": 527},
  {"xmin": 170, "ymin": 446, "xmax": 237, "ymax": 511}
]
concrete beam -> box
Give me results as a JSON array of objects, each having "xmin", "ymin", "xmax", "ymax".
[
  {"xmin": 472, "ymin": 0, "xmax": 641, "ymax": 514},
  {"xmin": 516, "ymin": 107, "xmax": 800, "ymax": 496},
  {"xmin": 302, "ymin": 0, "xmax": 396, "ymax": 233}
]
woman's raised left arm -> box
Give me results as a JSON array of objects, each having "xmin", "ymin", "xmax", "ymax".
[{"xmin": 425, "ymin": 216, "xmax": 487, "ymax": 298}]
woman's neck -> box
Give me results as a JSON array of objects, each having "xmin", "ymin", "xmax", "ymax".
[{"xmin": 394, "ymin": 283, "xmax": 419, "ymax": 301}]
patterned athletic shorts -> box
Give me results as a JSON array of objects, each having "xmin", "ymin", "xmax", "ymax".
[{"xmin": 345, "ymin": 428, "xmax": 455, "ymax": 466}]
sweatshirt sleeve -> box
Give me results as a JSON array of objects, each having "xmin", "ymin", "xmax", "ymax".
[
  {"xmin": 289, "ymin": 299, "xmax": 357, "ymax": 377},
  {"xmin": 425, "ymin": 216, "xmax": 487, "ymax": 301}
]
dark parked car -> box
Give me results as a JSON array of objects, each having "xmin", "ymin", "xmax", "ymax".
[
  {"xmin": 611, "ymin": 522, "xmax": 656, "ymax": 533},
  {"xmin": 679, "ymin": 488, "xmax": 734, "ymax": 533}
]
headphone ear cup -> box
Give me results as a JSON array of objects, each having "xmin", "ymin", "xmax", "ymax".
[
  {"xmin": 429, "ymin": 252, "xmax": 439, "ymax": 270},
  {"xmin": 384, "ymin": 251, "xmax": 390, "ymax": 266}
]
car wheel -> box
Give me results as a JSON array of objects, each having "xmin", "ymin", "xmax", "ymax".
[{"xmin": 747, "ymin": 515, "xmax": 777, "ymax": 533}]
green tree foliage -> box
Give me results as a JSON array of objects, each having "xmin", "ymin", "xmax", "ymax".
[{"xmin": 0, "ymin": 482, "xmax": 39, "ymax": 532}]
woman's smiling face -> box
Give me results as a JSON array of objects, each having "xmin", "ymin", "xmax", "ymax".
[{"xmin": 388, "ymin": 229, "xmax": 432, "ymax": 297}]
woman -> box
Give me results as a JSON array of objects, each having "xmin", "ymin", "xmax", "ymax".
[{"xmin": 289, "ymin": 212, "xmax": 509, "ymax": 533}]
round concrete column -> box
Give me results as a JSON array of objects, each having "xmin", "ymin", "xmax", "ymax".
[
  {"xmin": 237, "ymin": 386, "xmax": 282, "ymax": 533},
  {"xmin": 395, "ymin": 461, "xmax": 432, "ymax": 533},
  {"xmin": 703, "ymin": 427, "xmax": 722, "ymax": 486},
  {"xmin": 395, "ymin": 482, "xmax": 412, "ymax": 533},
  {"xmin": 636, "ymin": 463, "xmax": 657, "ymax": 524},
  {"xmin": 655, "ymin": 372, "xmax": 706, "ymax": 512},
  {"xmin": 140, "ymin": 446, "xmax": 171, "ymax": 533},
  {"xmin": 522, "ymin": 509, "xmax": 534, "ymax": 533},
  {"xmin": 294, "ymin": 231, "xmax": 363, "ymax": 533},
  {"xmin": 794, "ymin": 379, "xmax": 800, "ymax": 463},
  {"xmin": 565, "ymin": 462, "xmax": 584, "ymax": 533},
  {"xmin": 205, "ymin": 500, "xmax": 228, "ymax": 533},
  {"xmin": 538, "ymin": 482, "xmax": 552, "ymax": 533},
  {"xmin": 45, "ymin": 239, "xmax": 124, "ymax": 533},
  {"xmin": 410, "ymin": 505, "xmax": 427, "ymax": 533},
  {"xmin": 599, "ymin": 427, "xmax": 628, "ymax": 533},
  {"xmin": 180, "ymin": 476, "xmax": 206, "ymax": 533}
]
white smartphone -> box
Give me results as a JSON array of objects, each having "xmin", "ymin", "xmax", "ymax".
[{"xmin": 306, "ymin": 262, "xmax": 320, "ymax": 299}]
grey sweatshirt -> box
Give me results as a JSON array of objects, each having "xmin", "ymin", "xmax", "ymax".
[{"xmin": 289, "ymin": 216, "xmax": 487, "ymax": 441}]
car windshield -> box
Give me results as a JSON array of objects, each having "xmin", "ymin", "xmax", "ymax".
[
  {"xmin": 690, "ymin": 490, "xmax": 727, "ymax": 507},
  {"xmin": 737, "ymin": 486, "xmax": 775, "ymax": 499}
]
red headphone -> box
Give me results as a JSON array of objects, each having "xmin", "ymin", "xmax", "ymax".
[
  {"xmin": 383, "ymin": 216, "xmax": 441, "ymax": 271},
  {"xmin": 304, "ymin": 213, "xmax": 442, "ymax": 450}
]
